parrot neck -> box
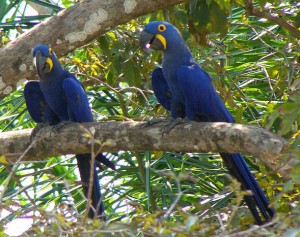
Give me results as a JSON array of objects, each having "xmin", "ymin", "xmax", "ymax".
[
  {"xmin": 40, "ymin": 63, "xmax": 65, "ymax": 83},
  {"xmin": 162, "ymin": 42, "xmax": 195, "ymax": 71}
]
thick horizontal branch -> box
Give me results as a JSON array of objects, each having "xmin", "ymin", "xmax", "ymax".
[
  {"xmin": 0, "ymin": 121, "xmax": 293, "ymax": 177},
  {"xmin": 0, "ymin": 0, "xmax": 188, "ymax": 99}
]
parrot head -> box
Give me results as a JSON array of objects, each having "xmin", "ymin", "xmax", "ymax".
[
  {"xmin": 32, "ymin": 44, "xmax": 61, "ymax": 78},
  {"xmin": 139, "ymin": 21, "xmax": 184, "ymax": 53}
]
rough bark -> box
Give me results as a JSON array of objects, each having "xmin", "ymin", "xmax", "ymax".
[
  {"xmin": 0, "ymin": 0, "xmax": 189, "ymax": 99},
  {"xmin": 0, "ymin": 121, "xmax": 292, "ymax": 177}
]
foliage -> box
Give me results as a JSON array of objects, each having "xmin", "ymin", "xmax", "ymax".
[
  {"xmin": 0, "ymin": 0, "xmax": 62, "ymax": 46},
  {"xmin": 1, "ymin": 0, "xmax": 300, "ymax": 236}
]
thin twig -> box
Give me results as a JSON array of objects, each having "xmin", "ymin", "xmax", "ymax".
[
  {"xmin": 77, "ymin": 73, "xmax": 150, "ymax": 111},
  {"xmin": 243, "ymin": 0, "xmax": 300, "ymax": 38},
  {"xmin": 0, "ymin": 141, "xmax": 36, "ymax": 201},
  {"xmin": 257, "ymin": 64, "xmax": 275, "ymax": 101},
  {"xmin": 165, "ymin": 176, "xmax": 183, "ymax": 218},
  {"xmin": 84, "ymin": 127, "xmax": 96, "ymax": 220}
]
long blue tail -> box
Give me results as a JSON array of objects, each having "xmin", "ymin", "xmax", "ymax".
[
  {"xmin": 220, "ymin": 153, "xmax": 274, "ymax": 224},
  {"xmin": 76, "ymin": 154, "xmax": 105, "ymax": 219}
]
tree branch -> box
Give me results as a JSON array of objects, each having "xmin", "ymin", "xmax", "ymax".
[
  {"xmin": 0, "ymin": 0, "xmax": 188, "ymax": 99},
  {"xmin": 244, "ymin": 0, "xmax": 300, "ymax": 38},
  {"xmin": 0, "ymin": 121, "xmax": 293, "ymax": 177}
]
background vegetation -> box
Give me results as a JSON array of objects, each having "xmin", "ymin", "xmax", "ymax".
[{"xmin": 0, "ymin": 0, "xmax": 300, "ymax": 236}]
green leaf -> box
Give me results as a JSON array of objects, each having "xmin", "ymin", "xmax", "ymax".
[
  {"xmin": 283, "ymin": 180, "xmax": 294, "ymax": 192},
  {"xmin": 291, "ymin": 163, "xmax": 300, "ymax": 184},
  {"xmin": 97, "ymin": 35, "xmax": 111, "ymax": 57},
  {"xmin": 122, "ymin": 59, "xmax": 140, "ymax": 87},
  {"xmin": 294, "ymin": 11, "xmax": 300, "ymax": 28},
  {"xmin": 0, "ymin": 156, "xmax": 9, "ymax": 165}
]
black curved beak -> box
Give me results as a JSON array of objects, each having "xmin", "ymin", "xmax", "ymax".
[
  {"xmin": 33, "ymin": 50, "xmax": 52, "ymax": 78},
  {"xmin": 139, "ymin": 30, "xmax": 165, "ymax": 53}
]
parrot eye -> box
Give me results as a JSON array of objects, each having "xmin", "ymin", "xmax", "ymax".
[
  {"xmin": 158, "ymin": 24, "xmax": 166, "ymax": 32},
  {"xmin": 49, "ymin": 48, "xmax": 53, "ymax": 55}
]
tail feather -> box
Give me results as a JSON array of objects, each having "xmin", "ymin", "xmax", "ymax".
[
  {"xmin": 220, "ymin": 153, "xmax": 274, "ymax": 224},
  {"xmin": 76, "ymin": 154, "xmax": 105, "ymax": 219},
  {"xmin": 95, "ymin": 153, "xmax": 116, "ymax": 171}
]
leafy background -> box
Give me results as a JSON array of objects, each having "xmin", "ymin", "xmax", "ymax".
[{"xmin": 1, "ymin": 0, "xmax": 300, "ymax": 236}]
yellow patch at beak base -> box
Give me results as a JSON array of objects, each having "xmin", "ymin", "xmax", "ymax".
[
  {"xmin": 46, "ymin": 58, "xmax": 53, "ymax": 72},
  {"xmin": 156, "ymin": 34, "xmax": 167, "ymax": 50}
]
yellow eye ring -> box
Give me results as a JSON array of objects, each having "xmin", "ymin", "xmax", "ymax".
[
  {"xmin": 49, "ymin": 48, "xmax": 53, "ymax": 55},
  {"xmin": 158, "ymin": 24, "xmax": 166, "ymax": 32}
]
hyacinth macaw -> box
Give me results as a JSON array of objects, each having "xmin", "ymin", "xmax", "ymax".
[
  {"xmin": 24, "ymin": 44, "xmax": 115, "ymax": 219},
  {"xmin": 139, "ymin": 22, "xmax": 274, "ymax": 224}
]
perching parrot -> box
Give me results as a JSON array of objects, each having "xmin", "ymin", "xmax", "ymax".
[
  {"xmin": 139, "ymin": 21, "xmax": 274, "ymax": 224},
  {"xmin": 24, "ymin": 44, "xmax": 115, "ymax": 219}
]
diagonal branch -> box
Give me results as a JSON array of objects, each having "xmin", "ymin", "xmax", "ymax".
[
  {"xmin": 244, "ymin": 0, "xmax": 300, "ymax": 38},
  {"xmin": 0, "ymin": 120, "xmax": 292, "ymax": 177},
  {"xmin": 0, "ymin": 0, "xmax": 189, "ymax": 99}
]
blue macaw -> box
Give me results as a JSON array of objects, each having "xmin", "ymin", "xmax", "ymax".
[
  {"xmin": 139, "ymin": 22, "xmax": 274, "ymax": 224},
  {"xmin": 24, "ymin": 44, "xmax": 115, "ymax": 219}
]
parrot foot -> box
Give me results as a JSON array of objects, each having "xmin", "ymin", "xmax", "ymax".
[
  {"xmin": 162, "ymin": 118, "xmax": 187, "ymax": 136},
  {"xmin": 140, "ymin": 118, "xmax": 167, "ymax": 127},
  {"xmin": 30, "ymin": 123, "xmax": 48, "ymax": 142},
  {"xmin": 53, "ymin": 120, "xmax": 73, "ymax": 131}
]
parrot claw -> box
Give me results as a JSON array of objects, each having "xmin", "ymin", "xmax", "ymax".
[
  {"xmin": 162, "ymin": 118, "xmax": 188, "ymax": 136},
  {"xmin": 53, "ymin": 120, "xmax": 73, "ymax": 131},
  {"xmin": 140, "ymin": 118, "xmax": 167, "ymax": 127},
  {"xmin": 30, "ymin": 122, "xmax": 48, "ymax": 142}
]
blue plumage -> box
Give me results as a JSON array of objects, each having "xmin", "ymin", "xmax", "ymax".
[
  {"xmin": 151, "ymin": 68, "xmax": 172, "ymax": 111},
  {"xmin": 140, "ymin": 21, "xmax": 274, "ymax": 224},
  {"xmin": 24, "ymin": 44, "xmax": 114, "ymax": 219}
]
